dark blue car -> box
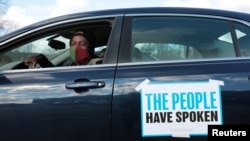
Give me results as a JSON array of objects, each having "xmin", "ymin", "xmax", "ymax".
[{"xmin": 0, "ymin": 7, "xmax": 250, "ymax": 141}]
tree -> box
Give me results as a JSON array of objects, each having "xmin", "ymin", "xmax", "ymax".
[
  {"xmin": 0, "ymin": 0, "xmax": 9, "ymax": 31},
  {"xmin": 0, "ymin": 0, "xmax": 19, "ymax": 35}
]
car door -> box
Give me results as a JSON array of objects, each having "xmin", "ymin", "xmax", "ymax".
[
  {"xmin": 112, "ymin": 14, "xmax": 250, "ymax": 141},
  {"xmin": 0, "ymin": 16, "xmax": 123, "ymax": 141}
]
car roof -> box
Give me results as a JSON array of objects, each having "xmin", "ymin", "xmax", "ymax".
[{"xmin": 1, "ymin": 7, "xmax": 249, "ymax": 43}]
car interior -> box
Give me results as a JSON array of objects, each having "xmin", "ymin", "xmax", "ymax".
[
  {"xmin": 0, "ymin": 20, "xmax": 113, "ymax": 71},
  {"xmin": 130, "ymin": 17, "xmax": 239, "ymax": 63}
]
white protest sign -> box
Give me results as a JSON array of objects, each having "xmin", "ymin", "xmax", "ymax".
[{"xmin": 136, "ymin": 79, "xmax": 224, "ymax": 137}]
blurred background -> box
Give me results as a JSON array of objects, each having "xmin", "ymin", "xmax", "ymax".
[{"xmin": 1, "ymin": 0, "xmax": 250, "ymax": 36}]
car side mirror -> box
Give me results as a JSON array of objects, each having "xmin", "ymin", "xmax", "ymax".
[{"xmin": 48, "ymin": 40, "xmax": 66, "ymax": 50}]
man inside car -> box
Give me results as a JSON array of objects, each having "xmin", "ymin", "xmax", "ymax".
[{"xmin": 24, "ymin": 30, "xmax": 99, "ymax": 68}]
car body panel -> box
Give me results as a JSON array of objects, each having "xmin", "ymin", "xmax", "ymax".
[
  {"xmin": 112, "ymin": 59, "xmax": 250, "ymax": 140},
  {"xmin": 0, "ymin": 65, "xmax": 115, "ymax": 141}
]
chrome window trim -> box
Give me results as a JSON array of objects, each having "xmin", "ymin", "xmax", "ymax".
[
  {"xmin": 125, "ymin": 13, "xmax": 250, "ymax": 26},
  {"xmin": 0, "ymin": 63, "xmax": 117, "ymax": 74},
  {"xmin": 121, "ymin": 13, "xmax": 250, "ymax": 66},
  {"xmin": 0, "ymin": 14, "xmax": 123, "ymax": 46},
  {"xmin": 117, "ymin": 57, "xmax": 250, "ymax": 67}
]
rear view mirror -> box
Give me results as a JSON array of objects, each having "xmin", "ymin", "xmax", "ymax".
[{"xmin": 48, "ymin": 40, "xmax": 65, "ymax": 50}]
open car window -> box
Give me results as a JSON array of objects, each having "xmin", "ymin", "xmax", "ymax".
[
  {"xmin": 0, "ymin": 35, "xmax": 70, "ymax": 68},
  {"xmin": 0, "ymin": 19, "xmax": 113, "ymax": 71}
]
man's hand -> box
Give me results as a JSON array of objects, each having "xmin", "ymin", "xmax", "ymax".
[{"xmin": 24, "ymin": 55, "xmax": 43, "ymax": 68}]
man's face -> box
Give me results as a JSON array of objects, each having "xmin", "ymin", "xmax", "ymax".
[{"xmin": 70, "ymin": 35, "xmax": 89, "ymax": 49}]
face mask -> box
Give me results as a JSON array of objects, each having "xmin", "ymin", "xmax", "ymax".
[{"xmin": 70, "ymin": 45, "xmax": 90, "ymax": 64}]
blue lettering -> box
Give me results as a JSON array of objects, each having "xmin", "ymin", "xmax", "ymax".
[
  {"xmin": 145, "ymin": 93, "xmax": 152, "ymax": 110},
  {"xmin": 162, "ymin": 93, "xmax": 169, "ymax": 110},
  {"xmin": 180, "ymin": 92, "xmax": 186, "ymax": 110},
  {"xmin": 203, "ymin": 92, "xmax": 210, "ymax": 109},
  {"xmin": 145, "ymin": 93, "xmax": 170, "ymax": 111},
  {"xmin": 187, "ymin": 92, "xmax": 195, "ymax": 109},
  {"xmin": 153, "ymin": 93, "xmax": 162, "ymax": 110},
  {"xmin": 210, "ymin": 92, "xmax": 217, "ymax": 109},
  {"xmin": 172, "ymin": 93, "xmax": 179, "ymax": 110},
  {"xmin": 147, "ymin": 90, "xmax": 218, "ymax": 111},
  {"xmin": 195, "ymin": 92, "xmax": 202, "ymax": 109}
]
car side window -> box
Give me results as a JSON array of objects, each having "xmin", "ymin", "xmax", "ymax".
[
  {"xmin": 1, "ymin": 35, "xmax": 70, "ymax": 68},
  {"xmin": 234, "ymin": 23, "xmax": 250, "ymax": 57},
  {"xmin": 0, "ymin": 20, "xmax": 113, "ymax": 71},
  {"xmin": 131, "ymin": 17, "xmax": 236, "ymax": 62}
]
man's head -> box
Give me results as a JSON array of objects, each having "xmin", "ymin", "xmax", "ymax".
[
  {"xmin": 69, "ymin": 31, "xmax": 96, "ymax": 65},
  {"xmin": 70, "ymin": 31, "xmax": 96, "ymax": 54}
]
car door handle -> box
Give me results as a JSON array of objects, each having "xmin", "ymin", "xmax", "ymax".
[{"xmin": 65, "ymin": 81, "xmax": 105, "ymax": 89}]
